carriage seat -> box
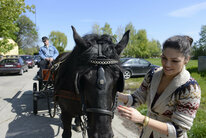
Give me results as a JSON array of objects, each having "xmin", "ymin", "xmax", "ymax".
[{"xmin": 42, "ymin": 69, "xmax": 54, "ymax": 81}]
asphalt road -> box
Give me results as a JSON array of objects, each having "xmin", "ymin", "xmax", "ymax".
[{"xmin": 0, "ymin": 66, "xmax": 140, "ymax": 138}]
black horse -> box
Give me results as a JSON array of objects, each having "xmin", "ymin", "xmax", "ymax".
[{"xmin": 54, "ymin": 26, "xmax": 130, "ymax": 138}]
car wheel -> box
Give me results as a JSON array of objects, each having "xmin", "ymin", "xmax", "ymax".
[{"xmin": 123, "ymin": 70, "xmax": 131, "ymax": 79}]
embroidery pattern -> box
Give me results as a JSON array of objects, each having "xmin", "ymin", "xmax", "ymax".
[{"xmin": 177, "ymin": 101, "xmax": 200, "ymax": 116}]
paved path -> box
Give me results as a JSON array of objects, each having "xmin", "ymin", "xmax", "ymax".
[{"xmin": 0, "ymin": 66, "xmax": 140, "ymax": 138}]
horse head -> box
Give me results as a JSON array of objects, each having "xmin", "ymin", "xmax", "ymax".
[{"xmin": 71, "ymin": 26, "xmax": 130, "ymax": 138}]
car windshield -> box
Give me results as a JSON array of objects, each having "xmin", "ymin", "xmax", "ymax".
[
  {"xmin": 1, "ymin": 59, "xmax": 18, "ymax": 64},
  {"xmin": 120, "ymin": 58, "xmax": 129, "ymax": 64},
  {"xmin": 21, "ymin": 56, "xmax": 32, "ymax": 60},
  {"xmin": 139, "ymin": 59, "xmax": 150, "ymax": 65}
]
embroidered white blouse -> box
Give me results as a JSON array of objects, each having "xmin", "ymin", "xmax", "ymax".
[{"xmin": 126, "ymin": 66, "xmax": 201, "ymax": 138}]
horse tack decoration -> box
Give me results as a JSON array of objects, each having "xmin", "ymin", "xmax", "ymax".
[{"xmin": 54, "ymin": 26, "xmax": 130, "ymax": 138}]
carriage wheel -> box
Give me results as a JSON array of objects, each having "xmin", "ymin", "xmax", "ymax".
[
  {"xmin": 38, "ymin": 80, "xmax": 43, "ymax": 91},
  {"xmin": 48, "ymin": 99, "xmax": 57, "ymax": 118},
  {"xmin": 33, "ymin": 82, "xmax": 38, "ymax": 115},
  {"xmin": 47, "ymin": 93, "xmax": 57, "ymax": 118},
  {"xmin": 47, "ymin": 90, "xmax": 58, "ymax": 118}
]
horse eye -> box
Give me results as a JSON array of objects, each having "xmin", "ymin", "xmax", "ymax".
[{"xmin": 105, "ymin": 46, "xmax": 113, "ymax": 53}]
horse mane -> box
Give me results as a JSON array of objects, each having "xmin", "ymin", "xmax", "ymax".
[{"xmin": 64, "ymin": 33, "xmax": 120, "ymax": 66}]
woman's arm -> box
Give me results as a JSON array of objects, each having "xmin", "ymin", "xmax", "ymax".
[
  {"xmin": 117, "ymin": 105, "xmax": 168, "ymax": 135},
  {"xmin": 117, "ymin": 68, "xmax": 155, "ymax": 106},
  {"xmin": 147, "ymin": 117, "xmax": 168, "ymax": 135}
]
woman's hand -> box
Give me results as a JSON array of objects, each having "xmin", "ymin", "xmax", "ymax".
[{"xmin": 117, "ymin": 105, "xmax": 145, "ymax": 124}]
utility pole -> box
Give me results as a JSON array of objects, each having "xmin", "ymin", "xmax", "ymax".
[{"xmin": 35, "ymin": 7, "xmax": 37, "ymax": 27}]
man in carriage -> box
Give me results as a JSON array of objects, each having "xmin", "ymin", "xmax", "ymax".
[{"xmin": 37, "ymin": 36, "xmax": 59, "ymax": 80}]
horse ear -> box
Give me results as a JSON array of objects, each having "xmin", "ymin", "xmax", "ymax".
[
  {"xmin": 71, "ymin": 26, "xmax": 87, "ymax": 47},
  {"xmin": 115, "ymin": 30, "xmax": 130, "ymax": 55}
]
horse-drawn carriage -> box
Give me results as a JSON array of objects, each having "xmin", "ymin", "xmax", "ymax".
[{"xmin": 33, "ymin": 65, "xmax": 58, "ymax": 118}]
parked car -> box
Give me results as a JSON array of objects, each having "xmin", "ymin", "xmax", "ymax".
[
  {"xmin": 20, "ymin": 55, "xmax": 35, "ymax": 68},
  {"xmin": 120, "ymin": 58, "xmax": 159, "ymax": 79},
  {"xmin": 33, "ymin": 55, "xmax": 41, "ymax": 65},
  {"xmin": 0, "ymin": 57, "xmax": 28, "ymax": 75},
  {"xmin": 0, "ymin": 55, "xmax": 3, "ymax": 61}
]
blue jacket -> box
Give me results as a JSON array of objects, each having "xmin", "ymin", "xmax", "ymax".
[{"xmin": 39, "ymin": 45, "xmax": 59, "ymax": 60}]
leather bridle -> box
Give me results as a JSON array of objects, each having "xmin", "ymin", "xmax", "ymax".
[
  {"xmin": 75, "ymin": 44, "xmax": 122, "ymax": 118},
  {"xmin": 75, "ymin": 57, "xmax": 120, "ymax": 118}
]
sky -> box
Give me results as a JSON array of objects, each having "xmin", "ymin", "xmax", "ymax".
[{"xmin": 24, "ymin": 0, "xmax": 206, "ymax": 50}]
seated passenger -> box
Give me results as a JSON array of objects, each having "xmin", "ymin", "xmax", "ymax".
[{"xmin": 38, "ymin": 36, "xmax": 59, "ymax": 79}]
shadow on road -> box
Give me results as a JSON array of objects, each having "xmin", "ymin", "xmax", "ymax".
[{"xmin": 4, "ymin": 90, "xmax": 62, "ymax": 138}]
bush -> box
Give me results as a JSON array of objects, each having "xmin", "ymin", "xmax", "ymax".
[{"xmin": 188, "ymin": 110, "xmax": 206, "ymax": 138}]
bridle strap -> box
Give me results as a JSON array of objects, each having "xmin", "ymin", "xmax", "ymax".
[
  {"xmin": 55, "ymin": 90, "xmax": 80, "ymax": 101},
  {"xmin": 85, "ymin": 93, "xmax": 118, "ymax": 117},
  {"xmin": 90, "ymin": 59, "xmax": 118, "ymax": 65}
]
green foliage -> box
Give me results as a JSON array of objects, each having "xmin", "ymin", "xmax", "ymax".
[
  {"xmin": 92, "ymin": 23, "xmax": 117, "ymax": 42},
  {"xmin": 0, "ymin": 0, "xmax": 35, "ymax": 53},
  {"xmin": 49, "ymin": 31, "xmax": 67, "ymax": 51},
  {"xmin": 188, "ymin": 110, "xmax": 206, "ymax": 138},
  {"xmin": 192, "ymin": 25, "xmax": 206, "ymax": 59},
  {"xmin": 19, "ymin": 47, "xmax": 38, "ymax": 55},
  {"xmin": 115, "ymin": 26, "xmax": 124, "ymax": 42},
  {"xmin": 15, "ymin": 15, "xmax": 38, "ymax": 50},
  {"xmin": 92, "ymin": 23, "xmax": 101, "ymax": 34},
  {"xmin": 56, "ymin": 46, "xmax": 64, "ymax": 53},
  {"xmin": 0, "ymin": 39, "xmax": 15, "ymax": 54},
  {"xmin": 101, "ymin": 22, "xmax": 113, "ymax": 35},
  {"xmin": 148, "ymin": 40, "xmax": 161, "ymax": 57},
  {"xmin": 91, "ymin": 22, "xmax": 161, "ymax": 58},
  {"xmin": 192, "ymin": 45, "xmax": 206, "ymax": 59},
  {"xmin": 122, "ymin": 22, "xmax": 161, "ymax": 58}
]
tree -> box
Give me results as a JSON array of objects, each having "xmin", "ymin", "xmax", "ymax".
[
  {"xmin": 192, "ymin": 25, "xmax": 206, "ymax": 59},
  {"xmin": 122, "ymin": 22, "xmax": 137, "ymax": 57},
  {"xmin": 100, "ymin": 23, "xmax": 117, "ymax": 42},
  {"xmin": 0, "ymin": 39, "xmax": 14, "ymax": 54},
  {"xmin": 0, "ymin": 0, "xmax": 35, "ymax": 54},
  {"xmin": 122, "ymin": 22, "xmax": 161, "ymax": 58},
  {"xmin": 115, "ymin": 25, "xmax": 124, "ymax": 42},
  {"xmin": 92, "ymin": 23, "xmax": 101, "ymax": 34},
  {"xmin": 123, "ymin": 23, "xmax": 150, "ymax": 58},
  {"xmin": 101, "ymin": 23, "xmax": 113, "ymax": 35},
  {"xmin": 15, "ymin": 15, "xmax": 38, "ymax": 51},
  {"xmin": 148, "ymin": 40, "xmax": 161, "ymax": 57},
  {"xmin": 49, "ymin": 31, "xmax": 67, "ymax": 53},
  {"xmin": 134, "ymin": 29, "xmax": 149, "ymax": 58}
]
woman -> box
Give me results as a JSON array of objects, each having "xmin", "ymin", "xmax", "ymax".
[{"xmin": 117, "ymin": 35, "xmax": 201, "ymax": 138}]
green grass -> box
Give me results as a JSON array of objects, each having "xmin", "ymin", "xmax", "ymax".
[{"xmin": 124, "ymin": 58, "xmax": 206, "ymax": 137}]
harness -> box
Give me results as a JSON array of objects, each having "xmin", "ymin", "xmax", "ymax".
[{"xmin": 52, "ymin": 44, "xmax": 124, "ymax": 137}]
